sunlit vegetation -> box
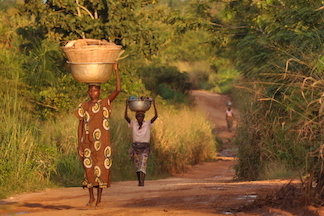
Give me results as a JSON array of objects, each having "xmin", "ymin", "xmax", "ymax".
[
  {"xmin": 0, "ymin": 0, "xmax": 227, "ymax": 198},
  {"xmin": 224, "ymin": 0, "xmax": 324, "ymax": 205},
  {"xmin": 4, "ymin": 0, "xmax": 324, "ymax": 206}
]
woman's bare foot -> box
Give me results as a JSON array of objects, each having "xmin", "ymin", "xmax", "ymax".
[
  {"xmin": 95, "ymin": 200, "xmax": 101, "ymax": 206},
  {"xmin": 96, "ymin": 194, "xmax": 102, "ymax": 206},
  {"xmin": 86, "ymin": 198, "xmax": 96, "ymax": 207}
]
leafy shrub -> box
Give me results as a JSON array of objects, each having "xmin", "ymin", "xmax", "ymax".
[{"xmin": 139, "ymin": 65, "xmax": 192, "ymax": 98}]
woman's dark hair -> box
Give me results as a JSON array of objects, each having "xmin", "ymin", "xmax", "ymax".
[{"xmin": 88, "ymin": 84, "xmax": 101, "ymax": 89}]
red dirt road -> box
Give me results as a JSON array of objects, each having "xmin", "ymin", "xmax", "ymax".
[{"xmin": 1, "ymin": 90, "xmax": 323, "ymax": 216}]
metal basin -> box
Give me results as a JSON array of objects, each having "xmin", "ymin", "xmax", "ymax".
[
  {"xmin": 67, "ymin": 62, "xmax": 114, "ymax": 83},
  {"xmin": 128, "ymin": 99, "xmax": 152, "ymax": 112}
]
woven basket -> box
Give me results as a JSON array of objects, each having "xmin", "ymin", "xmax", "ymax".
[{"xmin": 62, "ymin": 39, "xmax": 123, "ymax": 63}]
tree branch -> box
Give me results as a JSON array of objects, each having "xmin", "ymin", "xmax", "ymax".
[{"xmin": 77, "ymin": 4, "xmax": 95, "ymax": 19}]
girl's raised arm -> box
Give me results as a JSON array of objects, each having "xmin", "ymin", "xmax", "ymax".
[{"xmin": 150, "ymin": 99, "xmax": 158, "ymax": 123}]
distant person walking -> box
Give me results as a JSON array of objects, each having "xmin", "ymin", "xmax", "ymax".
[
  {"xmin": 124, "ymin": 99, "xmax": 158, "ymax": 186},
  {"xmin": 225, "ymin": 106, "xmax": 235, "ymax": 132}
]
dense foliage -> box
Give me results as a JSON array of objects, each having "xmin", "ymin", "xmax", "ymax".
[
  {"xmin": 139, "ymin": 64, "xmax": 192, "ymax": 102},
  {"xmin": 215, "ymin": 0, "xmax": 324, "ymax": 204},
  {"xmin": 6, "ymin": 0, "xmax": 324, "ymax": 205},
  {"xmin": 0, "ymin": 0, "xmax": 223, "ymax": 198}
]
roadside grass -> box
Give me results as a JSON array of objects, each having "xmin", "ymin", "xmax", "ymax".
[
  {"xmin": 0, "ymin": 50, "xmax": 56, "ymax": 198},
  {"xmin": 232, "ymin": 73, "xmax": 323, "ymax": 182},
  {"xmin": 110, "ymin": 102, "xmax": 217, "ymax": 180},
  {"xmin": 0, "ymin": 51, "xmax": 218, "ymax": 197},
  {"xmin": 258, "ymin": 162, "xmax": 300, "ymax": 180},
  {"xmin": 0, "ymin": 94, "xmax": 55, "ymax": 198},
  {"xmin": 151, "ymin": 106, "xmax": 217, "ymax": 174},
  {"xmin": 0, "ymin": 100, "xmax": 217, "ymax": 198}
]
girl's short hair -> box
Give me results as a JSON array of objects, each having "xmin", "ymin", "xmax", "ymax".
[{"xmin": 136, "ymin": 112, "xmax": 145, "ymax": 117}]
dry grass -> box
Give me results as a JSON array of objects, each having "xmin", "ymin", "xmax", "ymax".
[{"xmin": 152, "ymin": 107, "xmax": 217, "ymax": 174}]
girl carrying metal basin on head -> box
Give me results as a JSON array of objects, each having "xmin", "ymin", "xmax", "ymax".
[{"xmin": 124, "ymin": 97, "xmax": 158, "ymax": 186}]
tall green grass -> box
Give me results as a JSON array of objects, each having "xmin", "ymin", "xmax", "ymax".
[
  {"xmin": 39, "ymin": 114, "xmax": 83, "ymax": 186},
  {"xmin": 0, "ymin": 50, "xmax": 217, "ymax": 198},
  {"xmin": 0, "ymin": 99, "xmax": 51, "ymax": 199},
  {"xmin": 232, "ymin": 73, "xmax": 324, "ymax": 181},
  {"xmin": 110, "ymin": 102, "xmax": 217, "ymax": 180},
  {"xmin": 151, "ymin": 107, "xmax": 217, "ymax": 174},
  {"xmin": 47, "ymin": 101, "xmax": 218, "ymax": 183},
  {"xmin": 0, "ymin": 50, "xmax": 56, "ymax": 198},
  {"xmin": 0, "ymin": 96, "xmax": 217, "ymax": 198}
]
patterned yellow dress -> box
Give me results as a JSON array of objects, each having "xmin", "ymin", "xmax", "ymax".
[{"xmin": 74, "ymin": 97, "xmax": 112, "ymax": 188}]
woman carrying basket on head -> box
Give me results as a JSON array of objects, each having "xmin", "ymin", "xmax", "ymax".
[{"xmin": 74, "ymin": 62, "xmax": 120, "ymax": 207}]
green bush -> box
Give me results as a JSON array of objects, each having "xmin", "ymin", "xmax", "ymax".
[
  {"xmin": 139, "ymin": 65, "xmax": 192, "ymax": 98},
  {"xmin": 0, "ymin": 97, "xmax": 218, "ymax": 198}
]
